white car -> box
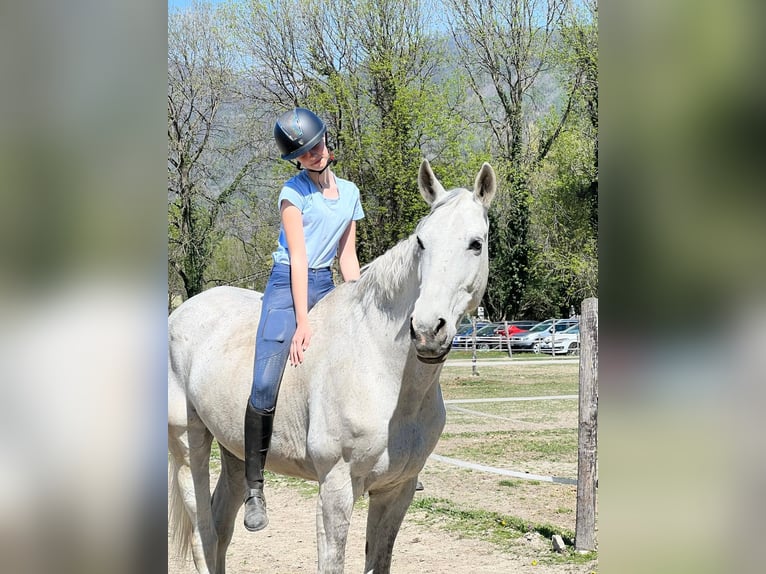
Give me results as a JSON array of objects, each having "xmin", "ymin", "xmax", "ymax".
[
  {"xmin": 539, "ymin": 323, "xmax": 580, "ymax": 355},
  {"xmin": 509, "ymin": 319, "xmax": 578, "ymax": 352}
]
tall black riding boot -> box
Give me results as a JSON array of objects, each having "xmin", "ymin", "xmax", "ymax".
[{"xmin": 243, "ymin": 402, "xmax": 274, "ymax": 532}]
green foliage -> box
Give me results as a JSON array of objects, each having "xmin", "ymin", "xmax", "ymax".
[
  {"xmin": 167, "ymin": 195, "xmax": 223, "ymax": 299},
  {"xmin": 517, "ymin": 1, "xmax": 598, "ymax": 318},
  {"xmin": 326, "ymin": 24, "xmax": 477, "ymax": 260},
  {"xmin": 485, "ymin": 180, "xmax": 532, "ymax": 320},
  {"xmin": 443, "ymin": 0, "xmax": 598, "ymax": 319},
  {"xmin": 168, "ymin": 3, "xmax": 270, "ymax": 301},
  {"xmin": 207, "ymin": 236, "xmax": 257, "ymax": 290},
  {"xmin": 524, "ymin": 119, "xmax": 598, "ymax": 316},
  {"xmin": 168, "ymin": 0, "xmax": 597, "ymax": 312}
]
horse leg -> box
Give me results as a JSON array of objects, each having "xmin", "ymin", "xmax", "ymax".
[
  {"xmin": 315, "ymin": 464, "xmax": 357, "ymax": 574},
  {"xmin": 182, "ymin": 408, "xmax": 218, "ymax": 573},
  {"xmin": 168, "ymin": 414, "xmax": 218, "ymax": 573},
  {"xmin": 211, "ymin": 444, "xmax": 246, "ymax": 574},
  {"xmin": 364, "ymin": 478, "xmax": 418, "ymax": 574}
]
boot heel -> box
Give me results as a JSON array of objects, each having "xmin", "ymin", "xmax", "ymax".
[{"xmin": 244, "ymin": 488, "xmax": 269, "ymax": 531}]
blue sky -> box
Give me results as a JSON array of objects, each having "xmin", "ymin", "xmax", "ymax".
[
  {"xmin": 169, "ymin": 0, "xmax": 226, "ymax": 10},
  {"xmin": 168, "ymin": 1, "xmax": 194, "ymax": 9}
]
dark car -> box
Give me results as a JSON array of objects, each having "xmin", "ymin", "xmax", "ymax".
[
  {"xmin": 452, "ymin": 322, "xmax": 504, "ymax": 350},
  {"xmin": 454, "ymin": 321, "xmax": 491, "ymax": 337}
]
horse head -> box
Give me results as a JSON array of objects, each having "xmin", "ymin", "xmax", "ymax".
[{"xmin": 409, "ymin": 159, "xmax": 496, "ymax": 363}]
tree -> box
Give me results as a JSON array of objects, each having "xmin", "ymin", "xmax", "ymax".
[
  {"xmin": 562, "ymin": 0, "xmax": 598, "ymax": 233},
  {"xmin": 342, "ymin": 0, "xmax": 448, "ymax": 260},
  {"xmin": 446, "ymin": 0, "xmax": 583, "ymax": 319},
  {"xmin": 232, "ymin": 0, "xmax": 477, "ymax": 263},
  {"xmin": 524, "ymin": 125, "xmax": 598, "ymax": 318},
  {"xmin": 521, "ymin": 0, "xmax": 598, "ymax": 317},
  {"xmin": 168, "ymin": 0, "xmax": 597, "ymax": 316},
  {"xmin": 168, "ymin": 2, "xmax": 265, "ymax": 300}
]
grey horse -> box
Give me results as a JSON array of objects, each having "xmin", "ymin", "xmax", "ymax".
[{"xmin": 168, "ymin": 160, "xmax": 496, "ymax": 573}]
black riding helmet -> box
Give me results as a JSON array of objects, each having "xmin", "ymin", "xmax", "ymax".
[{"xmin": 274, "ymin": 107, "xmax": 327, "ymax": 161}]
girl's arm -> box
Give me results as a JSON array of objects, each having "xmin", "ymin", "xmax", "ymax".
[
  {"xmin": 337, "ymin": 220, "xmax": 360, "ymax": 281},
  {"xmin": 281, "ymin": 200, "xmax": 310, "ymax": 366}
]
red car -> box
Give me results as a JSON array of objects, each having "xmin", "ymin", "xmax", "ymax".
[{"xmin": 494, "ymin": 321, "xmax": 538, "ymax": 337}]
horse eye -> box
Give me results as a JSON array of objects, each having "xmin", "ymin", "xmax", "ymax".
[
  {"xmin": 468, "ymin": 239, "xmax": 483, "ymax": 253},
  {"xmin": 417, "ymin": 236, "xmax": 425, "ymax": 250}
]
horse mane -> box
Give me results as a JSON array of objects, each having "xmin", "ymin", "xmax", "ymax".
[{"xmin": 354, "ymin": 236, "xmax": 418, "ymax": 312}]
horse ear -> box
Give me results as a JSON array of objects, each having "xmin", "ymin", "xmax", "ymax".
[
  {"xmin": 418, "ymin": 159, "xmax": 446, "ymax": 206},
  {"xmin": 473, "ymin": 163, "xmax": 496, "ymax": 208}
]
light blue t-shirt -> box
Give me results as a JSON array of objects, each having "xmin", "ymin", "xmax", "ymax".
[{"xmin": 272, "ymin": 170, "xmax": 365, "ymax": 269}]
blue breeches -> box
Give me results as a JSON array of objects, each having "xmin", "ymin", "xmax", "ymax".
[{"xmin": 249, "ymin": 264, "xmax": 334, "ymax": 412}]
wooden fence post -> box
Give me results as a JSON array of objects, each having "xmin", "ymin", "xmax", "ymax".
[{"xmin": 575, "ymin": 297, "xmax": 598, "ymax": 551}]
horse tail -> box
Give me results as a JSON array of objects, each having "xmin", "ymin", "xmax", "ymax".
[{"xmin": 168, "ymin": 457, "xmax": 193, "ymax": 560}]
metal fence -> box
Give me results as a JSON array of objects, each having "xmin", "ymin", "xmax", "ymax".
[{"xmin": 451, "ymin": 319, "xmax": 580, "ymax": 356}]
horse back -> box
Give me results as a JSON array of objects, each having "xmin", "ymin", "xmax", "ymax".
[{"xmin": 168, "ymin": 286, "xmax": 263, "ymax": 456}]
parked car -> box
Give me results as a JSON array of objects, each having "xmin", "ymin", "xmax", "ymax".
[
  {"xmin": 454, "ymin": 321, "xmax": 491, "ymax": 338},
  {"xmin": 494, "ymin": 320, "xmax": 538, "ymax": 337},
  {"xmin": 539, "ymin": 323, "xmax": 580, "ymax": 355},
  {"xmin": 509, "ymin": 319, "xmax": 579, "ymax": 352},
  {"xmin": 452, "ymin": 322, "xmax": 504, "ymax": 350}
]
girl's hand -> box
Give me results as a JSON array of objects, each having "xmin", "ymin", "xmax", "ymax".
[{"xmin": 289, "ymin": 321, "xmax": 312, "ymax": 366}]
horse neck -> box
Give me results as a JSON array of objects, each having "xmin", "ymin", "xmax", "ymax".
[
  {"xmin": 356, "ymin": 236, "xmax": 420, "ymax": 324},
  {"xmin": 352, "ymin": 236, "xmax": 445, "ymax": 409}
]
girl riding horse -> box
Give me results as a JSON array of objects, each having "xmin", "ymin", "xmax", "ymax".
[{"xmin": 244, "ymin": 108, "xmax": 364, "ymax": 532}]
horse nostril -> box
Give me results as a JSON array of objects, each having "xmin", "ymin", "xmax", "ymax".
[
  {"xmin": 436, "ymin": 318, "xmax": 446, "ymax": 334},
  {"xmin": 409, "ymin": 317, "xmax": 417, "ymax": 340}
]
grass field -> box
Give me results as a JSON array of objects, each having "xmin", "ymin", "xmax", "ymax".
[
  {"xmin": 448, "ymin": 350, "xmax": 574, "ymax": 361},
  {"xmin": 440, "ymin": 361, "xmax": 579, "ymax": 398}
]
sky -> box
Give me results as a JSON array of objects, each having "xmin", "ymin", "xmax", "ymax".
[
  {"xmin": 168, "ymin": 0, "xmax": 194, "ymax": 9},
  {"xmin": 169, "ymin": 0, "xmax": 205, "ymax": 10},
  {"xmin": 169, "ymin": 0, "xmax": 225, "ymax": 10}
]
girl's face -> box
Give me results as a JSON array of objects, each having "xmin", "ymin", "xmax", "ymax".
[{"xmin": 297, "ymin": 138, "xmax": 329, "ymax": 170}]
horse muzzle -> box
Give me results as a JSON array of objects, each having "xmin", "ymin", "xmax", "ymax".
[{"xmin": 410, "ymin": 317, "xmax": 452, "ymax": 364}]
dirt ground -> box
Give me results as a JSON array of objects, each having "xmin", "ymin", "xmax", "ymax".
[{"xmin": 168, "ymin": 461, "xmax": 596, "ymax": 574}]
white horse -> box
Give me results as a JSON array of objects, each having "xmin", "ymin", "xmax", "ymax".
[{"xmin": 168, "ymin": 159, "xmax": 497, "ymax": 573}]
